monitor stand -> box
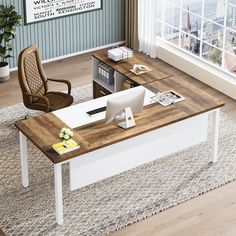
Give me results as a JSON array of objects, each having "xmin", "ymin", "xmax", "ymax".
[{"xmin": 118, "ymin": 107, "xmax": 136, "ymax": 129}]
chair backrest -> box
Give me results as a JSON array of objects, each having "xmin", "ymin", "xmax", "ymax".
[{"xmin": 18, "ymin": 45, "xmax": 48, "ymax": 107}]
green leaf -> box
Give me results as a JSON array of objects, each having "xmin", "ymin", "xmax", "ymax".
[
  {"xmin": 0, "ymin": 45, "xmax": 6, "ymax": 55},
  {"xmin": 0, "ymin": 34, "xmax": 3, "ymax": 44},
  {"xmin": 10, "ymin": 29, "xmax": 16, "ymax": 34},
  {"xmin": 0, "ymin": 4, "xmax": 21, "ymax": 62},
  {"xmin": 0, "ymin": 18, "xmax": 5, "ymax": 26},
  {"xmin": 3, "ymin": 32, "xmax": 12, "ymax": 42},
  {"xmin": 5, "ymin": 25, "xmax": 12, "ymax": 32},
  {"xmin": 6, "ymin": 43, "xmax": 13, "ymax": 48},
  {"xmin": 4, "ymin": 54, "xmax": 12, "ymax": 59}
]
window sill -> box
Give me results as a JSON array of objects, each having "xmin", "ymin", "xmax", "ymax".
[{"xmin": 157, "ymin": 40, "xmax": 236, "ymax": 100}]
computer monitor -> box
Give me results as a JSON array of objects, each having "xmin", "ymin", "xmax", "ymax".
[{"xmin": 105, "ymin": 87, "xmax": 145, "ymax": 128}]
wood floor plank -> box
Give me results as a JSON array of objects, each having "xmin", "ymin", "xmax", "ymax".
[
  {"xmin": 0, "ymin": 228, "xmax": 5, "ymax": 236},
  {"xmin": 111, "ymin": 181, "xmax": 236, "ymax": 236}
]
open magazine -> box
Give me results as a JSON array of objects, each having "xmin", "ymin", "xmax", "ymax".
[{"xmin": 151, "ymin": 90, "xmax": 185, "ymax": 107}]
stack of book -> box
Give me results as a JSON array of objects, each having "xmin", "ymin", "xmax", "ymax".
[
  {"xmin": 108, "ymin": 46, "xmax": 133, "ymax": 62},
  {"xmin": 53, "ymin": 139, "xmax": 80, "ymax": 155},
  {"xmin": 98, "ymin": 62, "xmax": 114, "ymax": 85},
  {"xmin": 122, "ymin": 79, "xmax": 136, "ymax": 90}
]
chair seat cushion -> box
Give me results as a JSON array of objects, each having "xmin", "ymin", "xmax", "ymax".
[
  {"xmin": 46, "ymin": 92, "xmax": 73, "ymax": 111},
  {"xmin": 29, "ymin": 92, "xmax": 73, "ymax": 112}
]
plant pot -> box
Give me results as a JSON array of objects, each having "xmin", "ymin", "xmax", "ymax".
[{"xmin": 0, "ymin": 62, "xmax": 10, "ymax": 82}]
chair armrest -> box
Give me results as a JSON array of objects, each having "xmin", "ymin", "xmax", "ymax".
[
  {"xmin": 25, "ymin": 92, "xmax": 50, "ymax": 112},
  {"xmin": 47, "ymin": 78, "xmax": 71, "ymax": 95}
]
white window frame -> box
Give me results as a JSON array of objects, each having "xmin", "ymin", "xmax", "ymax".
[{"xmin": 157, "ymin": 0, "xmax": 236, "ymax": 78}]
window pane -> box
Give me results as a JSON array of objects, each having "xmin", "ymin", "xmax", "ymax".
[
  {"xmin": 204, "ymin": 0, "xmax": 225, "ymax": 25},
  {"xmin": 181, "ymin": 33, "xmax": 200, "ymax": 55},
  {"xmin": 182, "ymin": 11, "xmax": 201, "ymax": 38},
  {"xmin": 164, "ymin": 25, "xmax": 179, "ymax": 46},
  {"xmin": 164, "ymin": 3, "xmax": 180, "ymax": 28},
  {"xmin": 202, "ymin": 43, "xmax": 222, "ymax": 65},
  {"xmin": 228, "ymin": 0, "xmax": 236, "ymax": 6},
  {"xmin": 225, "ymin": 29, "xmax": 236, "ymax": 54},
  {"xmin": 224, "ymin": 52, "xmax": 236, "ymax": 74},
  {"xmin": 203, "ymin": 21, "xmax": 223, "ymax": 48},
  {"xmin": 182, "ymin": 0, "xmax": 202, "ymax": 15},
  {"xmin": 227, "ymin": 5, "xmax": 236, "ymax": 28},
  {"xmin": 156, "ymin": 21, "xmax": 162, "ymax": 37},
  {"xmin": 156, "ymin": 0, "xmax": 164, "ymax": 20},
  {"xmin": 166, "ymin": 0, "xmax": 180, "ymax": 6},
  {"xmin": 155, "ymin": 0, "xmax": 236, "ymax": 78}
]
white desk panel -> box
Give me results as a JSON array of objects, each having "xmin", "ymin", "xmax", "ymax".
[
  {"xmin": 53, "ymin": 86, "xmax": 156, "ymax": 129},
  {"xmin": 69, "ymin": 113, "xmax": 209, "ymax": 190}
]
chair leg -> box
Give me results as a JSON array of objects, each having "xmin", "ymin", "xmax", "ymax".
[
  {"xmin": 24, "ymin": 109, "xmax": 43, "ymax": 119},
  {"xmin": 24, "ymin": 113, "xmax": 30, "ymax": 119}
]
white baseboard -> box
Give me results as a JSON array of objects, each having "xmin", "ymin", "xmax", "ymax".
[{"xmin": 10, "ymin": 41, "xmax": 125, "ymax": 72}]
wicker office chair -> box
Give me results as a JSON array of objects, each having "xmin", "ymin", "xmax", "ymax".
[{"xmin": 18, "ymin": 45, "xmax": 73, "ymax": 113}]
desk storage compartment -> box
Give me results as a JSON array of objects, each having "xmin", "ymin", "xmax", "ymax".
[{"xmin": 93, "ymin": 81, "xmax": 112, "ymax": 98}]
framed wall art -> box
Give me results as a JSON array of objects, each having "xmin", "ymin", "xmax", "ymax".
[{"xmin": 24, "ymin": 0, "xmax": 102, "ymax": 24}]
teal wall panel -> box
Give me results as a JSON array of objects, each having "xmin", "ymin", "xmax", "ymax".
[{"xmin": 0, "ymin": 0, "xmax": 125, "ymax": 68}]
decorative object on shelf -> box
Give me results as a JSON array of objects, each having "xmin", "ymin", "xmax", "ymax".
[
  {"xmin": 108, "ymin": 46, "xmax": 133, "ymax": 63},
  {"xmin": 24, "ymin": 0, "xmax": 102, "ymax": 24},
  {"xmin": 130, "ymin": 64, "xmax": 152, "ymax": 75},
  {"xmin": 122, "ymin": 79, "xmax": 136, "ymax": 90},
  {"xmin": 0, "ymin": 5, "xmax": 21, "ymax": 82}
]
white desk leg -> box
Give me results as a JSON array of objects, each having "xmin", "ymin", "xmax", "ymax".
[
  {"xmin": 19, "ymin": 132, "xmax": 29, "ymax": 187},
  {"xmin": 211, "ymin": 109, "xmax": 220, "ymax": 163},
  {"xmin": 54, "ymin": 163, "xmax": 63, "ymax": 225}
]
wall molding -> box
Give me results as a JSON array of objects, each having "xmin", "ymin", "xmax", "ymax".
[{"xmin": 10, "ymin": 41, "xmax": 125, "ymax": 72}]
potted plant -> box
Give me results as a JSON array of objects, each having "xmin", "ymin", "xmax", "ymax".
[{"xmin": 0, "ymin": 5, "xmax": 21, "ymax": 82}]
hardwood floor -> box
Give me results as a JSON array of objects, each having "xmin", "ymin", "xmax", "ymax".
[
  {"xmin": 0, "ymin": 228, "xmax": 5, "ymax": 236},
  {"xmin": 1, "ymin": 49, "xmax": 236, "ymax": 235},
  {"xmin": 112, "ymin": 181, "xmax": 236, "ymax": 236}
]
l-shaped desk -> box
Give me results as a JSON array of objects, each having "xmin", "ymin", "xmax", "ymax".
[{"xmin": 15, "ymin": 54, "xmax": 224, "ymax": 225}]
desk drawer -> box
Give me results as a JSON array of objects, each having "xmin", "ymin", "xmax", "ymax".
[{"xmin": 93, "ymin": 81, "xmax": 112, "ymax": 98}]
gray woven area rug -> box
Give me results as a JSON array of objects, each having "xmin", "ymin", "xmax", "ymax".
[{"xmin": 0, "ymin": 83, "xmax": 236, "ymax": 236}]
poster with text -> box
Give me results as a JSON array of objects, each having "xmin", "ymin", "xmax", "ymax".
[{"xmin": 24, "ymin": 0, "xmax": 102, "ymax": 24}]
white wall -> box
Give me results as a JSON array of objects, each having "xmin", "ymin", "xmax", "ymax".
[{"xmin": 157, "ymin": 42, "xmax": 236, "ymax": 100}]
